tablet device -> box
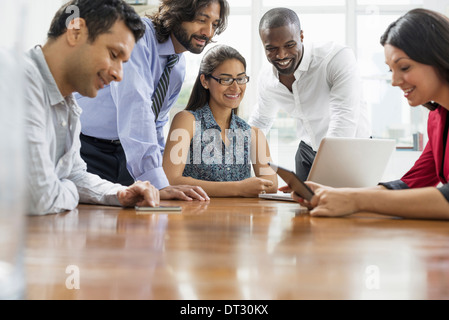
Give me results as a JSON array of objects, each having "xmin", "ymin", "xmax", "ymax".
[
  {"xmin": 259, "ymin": 191, "xmax": 295, "ymax": 202},
  {"xmin": 135, "ymin": 206, "xmax": 182, "ymax": 213},
  {"xmin": 268, "ymin": 163, "xmax": 315, "ymax": 201}
]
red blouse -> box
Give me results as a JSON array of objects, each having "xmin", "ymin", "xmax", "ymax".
[{"xmin": 402, "ymin": 106, "xmax": 449, "ymax": 187}]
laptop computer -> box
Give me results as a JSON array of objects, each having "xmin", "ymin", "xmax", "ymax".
[
  {"xmin": 307, "ymin": 137, "xmax": 396, "ymax": 188},
  {"xmin": 259, "ymin": 137, "xmax": 395, "ymax": 201}
]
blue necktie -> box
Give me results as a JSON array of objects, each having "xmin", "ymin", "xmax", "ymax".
[{"xmin": 152, "ymin": 54, "xmax": 179, "ymax": 121}]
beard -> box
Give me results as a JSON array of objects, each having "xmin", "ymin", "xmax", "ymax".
[
  {"xmin": 172, "ymin": 25, "xmax": 210, "ymax": 54},
  {"xmin": 271, "ymin": 45, "xmax": 303, "ymax": 76},
  {"xmin": 272, "ymin": 58, "xmax": 298, "ymax": 76}
]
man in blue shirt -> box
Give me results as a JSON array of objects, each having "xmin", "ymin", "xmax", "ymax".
[{"xmin": 76, "ymin": 0, "xmax": 229, "ymax": 201}]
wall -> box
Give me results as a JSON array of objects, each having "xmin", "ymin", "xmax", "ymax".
[
  {"xmin": 424, "ymin": 0, "xmax": 449, "ymax": 14},
  {"xmin": 0, "ymin": 0, "xmax": 65, "ymax": 51}
]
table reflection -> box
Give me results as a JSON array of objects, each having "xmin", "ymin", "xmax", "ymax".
[{"xmin": 24, "ymin": 199, "xmax": 449, "ymax": 300}]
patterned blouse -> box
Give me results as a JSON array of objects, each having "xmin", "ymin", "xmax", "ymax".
[{"xmin": 182, "ymin": 104, "xmax": 252, "ymax": 182}]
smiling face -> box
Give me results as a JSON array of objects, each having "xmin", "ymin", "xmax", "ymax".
[
  {"xmin": 260, "ymin": 23, "xmax": 304, "ymax": 76},
  {"xmin": 384, "ymin": 44, "xmax": 448, "ymax": 107},
  {"xmin": 66, "ymin": 19, "xmax": 135, "ymax": 98},
  {"xmin": 171, "ymin": 1, "xmax": 222, "ymax": 54},
  {"xmin": 201, "ymin": 58, "xmax": 247, "ymax": 111}
]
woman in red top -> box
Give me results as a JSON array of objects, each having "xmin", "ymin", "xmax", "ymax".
[{"xmin": 287, "ymin": 8, "xmax": 449, "ymax": 219}]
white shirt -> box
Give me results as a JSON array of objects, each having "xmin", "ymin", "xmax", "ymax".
[
  {"xmin": 249, "ymin": 41, "xmax": 371, "ymax": 151},
  {"xmin": 24, "ymin": 46, "xmax": 126, "ymax": 215}
]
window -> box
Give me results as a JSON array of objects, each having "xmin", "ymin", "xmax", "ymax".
[
  {"xmin": 171, "ymin": 13, "xmax": 253, "ymax": 119},
  {"xmin": 1, "ymin": 0, "xmax": 66, "ymax": 50},
  {"xmin": 355, "ymin": 1, "xmax": 429, "ymax": 147},
  {"xmin": 172, "ymin": 0, "xmax": 449, "ymax": 157}
]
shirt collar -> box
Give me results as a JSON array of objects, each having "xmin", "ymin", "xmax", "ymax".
[
  {"xmin": 158, "ymin": 34, "xmax": 179, "ymax": 57},
  {"xmin": 29, "ymin": 46, "xmax": 81, "ymax": 115},
  {"xmin": 201, "ymin": 104, "xmax": 237, "ymax": 131},
  {"xmin": 297, "ymin": 42, "xmax": 312, "ymax": 73},
  {"xmin": 29, "ymin": 46, "xmax": 65, "ymax": 106}
]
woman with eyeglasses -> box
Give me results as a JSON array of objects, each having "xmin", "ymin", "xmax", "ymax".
[{"xmin": 162, "ymin": 45, "xmax": 278, "ymax": 197}]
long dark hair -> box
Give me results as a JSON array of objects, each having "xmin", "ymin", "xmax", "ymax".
[
  {"xmin": 47, "ymin": 0, "xmax": 145, "ymax": 43},
  {"xmin": 148, "ymin": 0, "xmax": 229, "ymax": 43},
  {"xmin": 185, "ymin": 44, "xmax": 247, "ymax": 114},
  {"xmin": 381, "ymin": 8, "xmax": 449, "ymax": 111}
]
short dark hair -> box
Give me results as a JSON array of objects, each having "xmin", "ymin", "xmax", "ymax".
[
  {"xmin": 148, "ymin": 0, "xmax": 229, "ymax": 43},
  {"xmin": 47, "ymin": 0, "xmax": 146, "ymax": 43},
  {"xmin": 259, "ymin": 7, "xmax": 301, "ymax": 32},
  {"xmin": 381, "ymin": 8, "xmax": 449, "ymax": 111},
  {"xmin": 186, "ymin": 44, "xmax": 246, "ymax": 114}
]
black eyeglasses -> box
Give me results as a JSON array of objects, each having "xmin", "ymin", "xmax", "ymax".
[{"xmin": 209, "ymin": 75, "xmax": 250, "ymax": 86}]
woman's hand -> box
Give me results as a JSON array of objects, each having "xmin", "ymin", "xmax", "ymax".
[
  {"xmin": 239, "ymin": 177, "xmax": 274, "ymax": 197},
  {"xmin": 280, "ymin": 182, "xmax": 359, "ymax": 217}
]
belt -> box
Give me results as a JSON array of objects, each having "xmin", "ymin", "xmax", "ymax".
[{"xmin": 81, "ymin": 133, "xmax": 121, "ymax": 146}]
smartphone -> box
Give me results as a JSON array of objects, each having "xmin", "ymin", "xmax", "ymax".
[
  {"xmin": 135, "ymin": 206, "xmax": 182, "ymax": 213},
  {"xmin": 268, "ymin": 162, "xmax": 315, "ymax": 201}
]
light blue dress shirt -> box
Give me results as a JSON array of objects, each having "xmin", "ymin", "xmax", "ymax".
[{"xmin": 76, "ymin": 17, "xmax": 186, "ymax": 190}]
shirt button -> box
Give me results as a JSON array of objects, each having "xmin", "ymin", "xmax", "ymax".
[{"xmin": 61, "ymin": 121, "xmax": 67, "ymax": 127}]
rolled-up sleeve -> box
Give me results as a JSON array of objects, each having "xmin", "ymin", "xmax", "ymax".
[
  {"xmin": 438, "ymin": 184, "xmax": 449, "ymax": 202},
  {"xmin": 378, "ymin": 180, "xmax": 410, "ymax": 190},
  {"xmin": 326, "ymin": 48, "xmax": 362, "ymax": 138}
]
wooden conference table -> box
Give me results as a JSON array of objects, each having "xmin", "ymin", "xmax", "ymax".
[{"xmin": 25, "ymin": 198, "xmax": 449, "ymax": 300}]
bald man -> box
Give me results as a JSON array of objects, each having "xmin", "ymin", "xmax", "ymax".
[{"xmin": 249, "ymin": 7, "xmax": 370, "ymax": 180}]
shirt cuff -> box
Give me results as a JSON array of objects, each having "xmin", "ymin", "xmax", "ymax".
[
  {"xmin": 438, "ymin": 184, "xmax": 449, "ymax": 203},
  {"xmin": 378, "ymin": 180, "xmax": 410, "ymax": 190},
  {"xmin": 136, "ymin": 166, "xmax": 170, "ymax": 190}
]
